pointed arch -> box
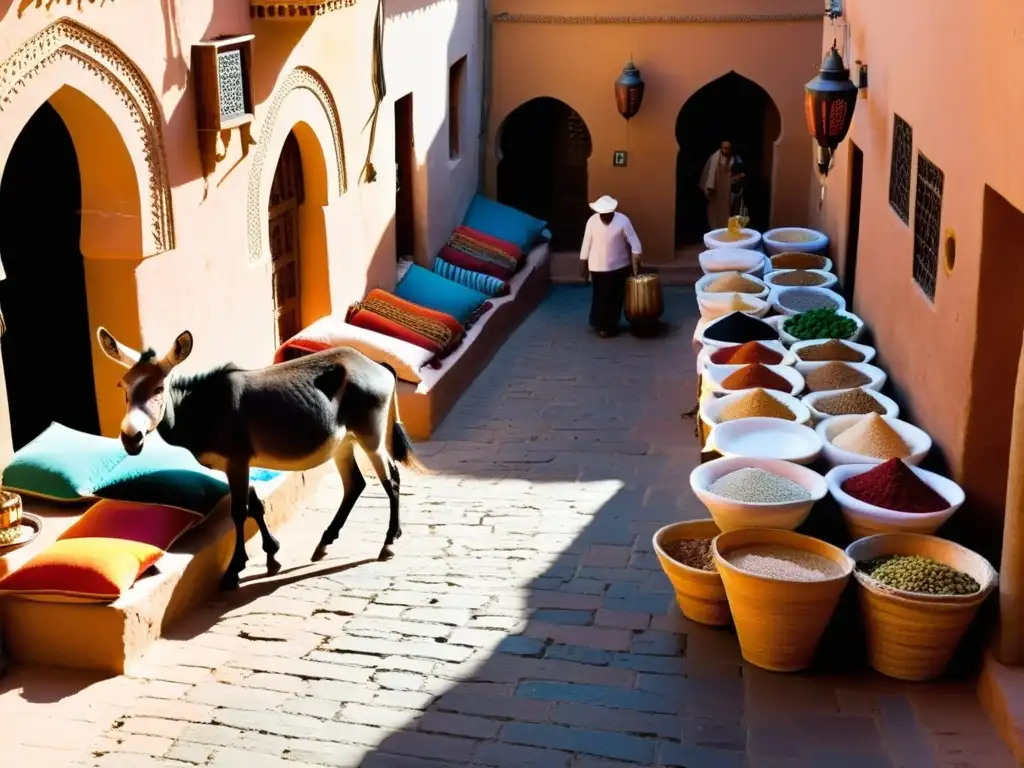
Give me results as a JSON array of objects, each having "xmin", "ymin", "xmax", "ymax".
[{"xmin": 0, "ymin": 17, "xmax": 175, "ymax": 256}]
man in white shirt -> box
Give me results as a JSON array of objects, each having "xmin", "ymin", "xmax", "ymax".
[{"xmin": 579, "ymin": 195, "xmax": 642, "ymax": 337}]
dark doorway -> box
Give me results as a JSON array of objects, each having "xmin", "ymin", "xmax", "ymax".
[
  {"xmin": 844, "ymin": 143, "xmax": 864, "ymax": 306},
  {"xmin": 0, "ymin": 102, "xmax": 99, "ymax": 449},
  {"xmin": 497, "ymin": 97, "xmax": 592, "ymax": 251},
  {"xmin": 675, "ymin": 72, "xmax": 781, "ymax": 248},
  {"xmin": 394, "ymin": 93, "xmax": 415, "ymax": 260},
  {"xmin": 268, "ymin": 130, "xmax": 304, "ymax": 347}
]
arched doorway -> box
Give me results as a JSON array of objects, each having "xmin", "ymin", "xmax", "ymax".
[
  {"xmin": 674, "ymin": 72, "xmax": 781, "ymax": 249},
  {"xmin": 0, "ymin": 102, "xmax": 99, "ymax": 449},
  {"xmin": 268, "ymin": 131, "xmax": 305, "ymax": 347},
  {"xmin": 497, "ymin": 98, "xmax": 592, "ymax": 252}
]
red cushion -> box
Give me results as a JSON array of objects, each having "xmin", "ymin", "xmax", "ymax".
[
  {"xmin": 440, "ymin": 226, "xmax": 523, "ymax": 280},
  {"xmin": 0, "ymin": 537, "xmax": 165, "ymax": 603},
  {"xmin": 346, "ymin": 289, "xmax": 464, "ymax": 357},
  {"xmin": 59, "ymin": 498, "xmax": 203, "ymax": 550}
]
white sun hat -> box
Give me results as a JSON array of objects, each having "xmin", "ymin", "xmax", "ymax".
[{"xmin": 590, "ymin": 195, "xmax": 618, "ymax": 214}]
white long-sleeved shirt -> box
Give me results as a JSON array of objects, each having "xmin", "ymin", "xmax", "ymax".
[{"xmin": 579, "ymin": 212, "xmax": 643, "ymax": 272}]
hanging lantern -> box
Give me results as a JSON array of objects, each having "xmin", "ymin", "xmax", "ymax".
[
  {"xmin": 614, "ymin": 60, "xmax": 645, "ymax": 121},
  {"xmin": 804, "ymin": 42, "xmax": 858, "ymax": 178}
]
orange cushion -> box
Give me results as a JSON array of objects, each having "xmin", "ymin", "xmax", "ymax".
[
  {"xmin": 0, "ymin": 537, "xmax": 164, "ymax": 603},
  {"xmin": 365, "ymin": 289, "xmax": 465, "ymax": 339},
  {"xmin": 59, "ymin": 498, "xmax": 203, "ymax": 550},
  {"xmin": 346, "ymin": 289, "xmax": 464, "ymax": 358}
]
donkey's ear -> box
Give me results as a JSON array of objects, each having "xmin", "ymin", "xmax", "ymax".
[
  {"xmin": 160, "ymin": 330, "xmax": 193, "ymax": 372},
  {"xmin": 96, "ymin": 327, "xmax": 141, "ymax": 369}
]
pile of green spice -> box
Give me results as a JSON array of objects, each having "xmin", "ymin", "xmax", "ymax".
[
  {"xmin": 858, "ymin": 554, "xmax": 980, "ymax": 596},
  {"xmin": 664, "ymin": 538, "xmax": 716, "ymax": 571},
  {"xmin": 709, "ymin": 467, "xmax": 811, "ymax": 504},
  {"xmin": 796, "ymin": 339, "xmax": 865, "ymax": 363},
  {"xmin": 814, "ymin": 388, "xmax": 887, "ymax": 416},
  {"xmin": 783, "ymin": 308, "xmax": 858, "ymax": 341}
]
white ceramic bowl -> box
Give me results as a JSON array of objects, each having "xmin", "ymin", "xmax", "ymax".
[
  {"xmin": 762, "ymin": 227, "xmax": 829, "ymax": 256},
  {"xmin": 697, "ymin": 340, "xmax": 795, "ymax": 371},
  {"xmin": 826, "ymin": 464, "xmax": 965, "ymax": 537},
  {"xmin": 763, "ymin": 269, "xmax": 838, "ymax": 292},
  {"xmin": 796, "ymin": 361, "xmax": 887, "ymax": 393},
  {"xmin": 691, "ymin": 455, "xmax": 828, "ymax": 532},
  {"xmin": 706, "ymin": 416, "xmax": 824, "ymax": 465},
  {"xmin": 697, "ymin": 293, "xmax": 771, "ymax": 322},
  {"xmin": 704, "ymin": 363, "xmax": 806, "ymax": 397},
  {"xmin": 768, "ymin": 254, "xmax": 834, "ymax": 273},
  {"xmin": 703, "ymin": 228, "xmax": 762, "ymax": 251},
  {"xmin": 790, "ymin": 339, "xmax": 876, "ymax": 365},
  {"xmin": 770, "ymin": 287, "xmax": 847, "ymax": 318},
  {"xmin": 699, "ymin": 248, "xmax": 765, "ymax": 276},
  {"xmin": 700, "ymin": 388, "xmax": 812, "ymax": 428},
  {"xmin": 801, "ymin": 387, "xmax": 900, "ymax": 424},
  {"xmin": 697, "ymin": 312, "xmax": 783, "ymax": 351},
  {"xmin": 816, "ymin": 415, "xmax": 932, "ymax": 467},
  {"xmin": 695, "ymin": 272, "xmax": 769, "ymax": 301},
  {"xmin": 779, "ymin": 309, "xmax": 866, "ymax": 345}
]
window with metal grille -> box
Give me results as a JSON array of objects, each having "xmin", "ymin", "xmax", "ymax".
[
  {"xmin": 888, "ymin": 114, "xmax": 912, "ymax": 223},
  {"xmin": 912, "ymin": 152, "xmax": 944, "ymax": 300},
  {"xmin": 217, "ymin": 49, "xmax": 247, "ymax": 123}
]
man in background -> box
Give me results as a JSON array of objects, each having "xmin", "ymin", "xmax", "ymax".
[
  {"xmin": 700, "ymin": 140, "xmax": 744, "ymax": 230},
  {"xmin": 579, "ymin": 195, "xmax": 642, "ymax": 338}
]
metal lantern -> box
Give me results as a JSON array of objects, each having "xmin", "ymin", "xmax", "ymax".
[
  {"xmin": 804, "ymin": 43, "xmax": 858, "ymax": 178},
  {"xmin": 614, "ymin": 60, "xmax": 645, "ymax": 120}
]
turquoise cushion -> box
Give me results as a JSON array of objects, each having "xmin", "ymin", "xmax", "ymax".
[
  {"xmin": 462, "ymin": 195, "xmax": 549, "ymax": 253},
  {"xmin": 394, "ymin": 264, "xmax": 490, "ymax": 325},
  {"xmin": 94, "ymin": 432, "xmax": 229, "ymax": 516},
  {"xmin": 432, "ymin": 257, "xmax": 507, "ymax": 297},
  {"xmin": 3, "ymin": 423, "xmax": 126, "ymax": 501}
]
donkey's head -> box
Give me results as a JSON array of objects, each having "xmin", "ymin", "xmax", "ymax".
[{"xmin": 96, "ymin": 327, "xmax": 193, "ymax": 455}]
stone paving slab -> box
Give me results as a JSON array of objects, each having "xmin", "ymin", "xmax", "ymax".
[{"xmin": 0, "ymin": 286, "xmax": 1015, "ymax": 767}]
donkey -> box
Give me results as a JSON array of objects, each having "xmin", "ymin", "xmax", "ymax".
[{"xmin": 95, "ymin": 327, "xmax": 422, "ymax": 590}]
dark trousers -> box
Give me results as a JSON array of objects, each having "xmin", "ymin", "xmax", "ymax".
[{"xmin": 589, "ymin": 266, "xmax": 630, "ymax": 333}]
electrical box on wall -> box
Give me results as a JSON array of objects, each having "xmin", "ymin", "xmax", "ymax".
[{"xmin": 191, "ymin": 34, "xmax": 257, "ymax": 178}]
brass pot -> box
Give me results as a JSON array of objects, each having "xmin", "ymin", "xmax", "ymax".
[
  {"xmin": 0, "ymin": 489, "xmax": 22, "ymax": 529},
  {"xmin": 625, "ymin": 273, "xmax": 664, "ymax": 326}
]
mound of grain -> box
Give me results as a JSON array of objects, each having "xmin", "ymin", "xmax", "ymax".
[
  {"xmin": 718, "ymin": 388, "xmax": 795, "ymax": 422},
  {"xmin": 706, "ymin": 273, "xmax": 762, "ymax": 294},
  {"xmin": 831, "ymin": 413, "xmax": 911, "ymax": 459}
]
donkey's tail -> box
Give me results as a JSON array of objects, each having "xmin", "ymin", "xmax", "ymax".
[{"xmin": 379, "ymin": 362, "xmax": 429, "ymax": 473}]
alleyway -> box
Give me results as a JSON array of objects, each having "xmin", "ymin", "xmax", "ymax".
[{"xmin": 2, "ymin": 287, "xmax": 1016, "ymax": 767}]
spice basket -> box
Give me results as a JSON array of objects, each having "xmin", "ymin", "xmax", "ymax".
[
  {"xmin": 713, "ymin": 528, "xmax": 853, "ymax": 672},
  {"xmin": 697, "ymin": 293, "xmax": 772, "ymax": 323},
  {"xmin": 778, "ymin": 310, "xmax": 865, "ymax": 346},
  {"xmin": 695, "ymin": 272, "xmax": 770, "ymax": 301},
  {"xmin": 691, "ymin": 455, "xmax": 827, "ymax": 531},
  {"xmin": 763, "ymin": 269, "xmax": 838, "ymax": 292},
  {"xmin": 705, "ymin": 418, "xmax": 823, "ymax": 466},
  {"xmin": 703, "ymin": 364, "xmax": 805, "ymax": 397},
  {"xmin": 698, "ymin": 248, "xmax": 765, "ymax": 276},
  {"xmin": 653, "ymin": 520, "xmax": 730, "ymax": 626},
  {"xmin": 845, "ymin": 533, "xmax": 997, "ymax": 681},
  {"xmin": 770, "ymin": 287, "xmax": 847, "ymax": 318},
  {"xmin": 697, "ymin": 313, "xmax": 784, "ymax": 352},
  {"xmin": 699, "ymin": 389, "xmax": 812, "ymax": 429},
  {"xmin": 795, "ymin": 361, "xmax": 887, "ymax": 394},
  {"xmin": 825, "ymin": 464, "xmax": 964, "ymax": 539},
  {"xmin": 790, "ymin": 339, "xmax": 876, "ymax": 366},
  {"xmin": 696, "ymin": 340, "xmax": 795, "ymax": 374},
  {"xmin": 762, "ymin": 227, "xmax": 829, "ymax": 256},
  {"xmin": 816, "ymin": 415, "xmax": 932, "ymax": 468},
  {"xmin": 802, "ymin": 387, "xmax": 899, "ymax": 425},
  {"xmin": 703, "ymin": 228, "xmax": 762, "ymax": 251},
  {"xmin": 769, "ymin": 253, "xmax": 833, "ymax": 273}
]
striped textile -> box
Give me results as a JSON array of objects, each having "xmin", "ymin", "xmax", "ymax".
[
  {"xmin": 432, "ymin": 257, "xmax": 508, "ymax": 297},
  {"xmin": 440, "ymin": 225, "xmax": 523, "ymax": 279}
]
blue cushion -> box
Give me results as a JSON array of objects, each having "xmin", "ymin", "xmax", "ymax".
[
  {"xmin": 3, "ymin": 423, "xmax": 126, "ymax": 501},
  {"xmin": 394, "ymin": 264, "xmax": 490, "ymax": 325},
  {"xmin": 462, "ymin": 195, "xmax": 548, "ymax": 253},
  {"xmin": 433, "ymin": 257, "xmax": 507, "ymax": 297}
]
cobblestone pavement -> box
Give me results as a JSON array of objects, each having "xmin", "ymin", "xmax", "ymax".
[{"xmin": 2, "ymin": 286, "xmax": 1016, "ymax": 767}]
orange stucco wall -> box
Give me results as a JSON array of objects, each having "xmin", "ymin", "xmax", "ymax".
[
  {"xmin": 0, "ymin": 0, "xmax": 483, "ymax": 461},
  {"xmin": 808, "ymin": 1, "xmax": 1024, "ymax": 555},
  {"xmin": 487, "ymin": 0, "xmax": 824, "ymax": 263}
]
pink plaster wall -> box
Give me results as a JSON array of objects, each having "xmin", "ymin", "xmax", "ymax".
[
  {"xmin": 487, "ymin": 0, "xmax": 824, "ymax": 263},
  {"xmin": 0, "ymin": 0, "xmax": 483, "ymax": 457}
]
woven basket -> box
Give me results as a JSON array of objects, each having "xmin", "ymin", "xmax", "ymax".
[
  {"xmin": 653, "ymin": 520, "xmax": 730, "ymax": 627},
  {"xmin": 714, "ymin": 528, "xmax": 853, "ymax": 672},
  {"xmin": 846, "ymin": 533, "xmax": 997, "ymax": 682}
]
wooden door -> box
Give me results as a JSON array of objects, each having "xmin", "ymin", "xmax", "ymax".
[
  {"xmin": 268, "ymin": 132, "xmax": 304, "ymax": 346},
  {"xmin": 394, "ymin": 93, "xmax": 415, "ymax": 260}
]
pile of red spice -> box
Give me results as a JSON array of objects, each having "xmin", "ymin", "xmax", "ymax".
[
  {"xmin": 710, "ymin": 341, "xmax": 784, "ymax": 365},
  {"xmin": 840, "ymin": 458, "xmax": 949, "ymax": 513},
  {"xmin": 720, "ymin": 363, "xmax": 791, "ymax": 392}
]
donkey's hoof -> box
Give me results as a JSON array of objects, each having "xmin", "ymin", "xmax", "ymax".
[
  {"xmin": 219, "ymin": 572, "xmax": 240, "ymax": 591},
  {"xmin": 311, "ymin": 545, "xmax": 328, "ymax": 562},
  {"xmin": 266, "ymin": 557, "xmax": 282, "ymax": 577},
  {"xmin": 377, "ymin": 546, "xmax": 395, "ymax": 562}
]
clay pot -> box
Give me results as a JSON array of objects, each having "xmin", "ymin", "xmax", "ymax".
[
  {"xmin": 653, "ymin": 520, "xmax": 729, "ymax": 627},
  {"xmin": 713, "ymin": 528, "xmax": 853, "ymax": 672},
  {"xmin": 846, "ymin": 533, "xmax": 997, "ymax": 682}
]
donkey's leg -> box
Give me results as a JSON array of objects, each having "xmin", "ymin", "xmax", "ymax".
[
  {"xmin": 247, "ymin": 486, "xmax": 281, "ymax": 576},
  {"xmin": 221, "ymin": 465, "xmax": 252, "ymax": 591},
  {"xmin": 364, "ymin": 449, "xmax": 402, "ymax": 562},
  {"xmin": 312, "ymin": 440, "xmax": 366, "ymax": 562}
]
